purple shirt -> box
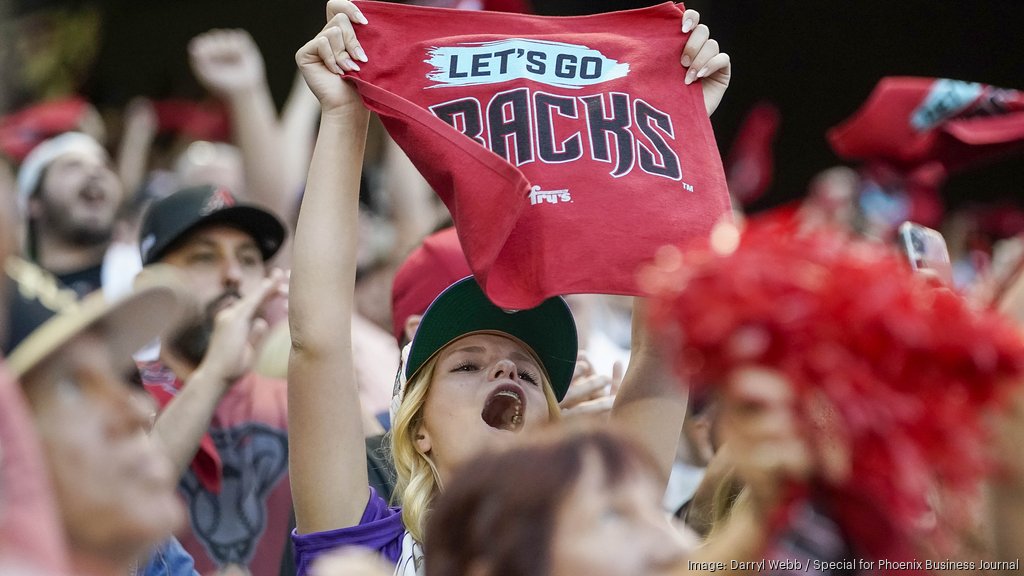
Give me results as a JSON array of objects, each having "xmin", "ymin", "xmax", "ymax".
[{"xmin": 291, "ymin": 488, "xmax": 404, "ymax": 576}]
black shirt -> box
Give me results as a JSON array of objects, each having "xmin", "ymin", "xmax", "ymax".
[{"xmin": 55, "ymin": 262, "xmax": 103, "ymax": 299}]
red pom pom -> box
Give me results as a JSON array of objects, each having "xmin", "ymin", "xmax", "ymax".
[{"xmin": 646, "ymin": 220, "xmax": 1024, "ymax": 557}]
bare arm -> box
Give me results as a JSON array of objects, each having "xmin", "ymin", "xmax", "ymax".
[
  {"xmin": 153, "ymin": 269, "xmax": 286, "ymax": 478},
  {"xmin": 280, "ymin": 71, "xmax": 322, "ymax": 207},
  {"xmin": 610, "ymin": 8, "xmax": 730, "ymax": 484},
  {"xmin": 288, "ymin": 0, "xmax": 373, "ymax": 534},
  {"xmin": 990, "ymin": 261, "xmax": 1024, "ymax": 560},
  {"xmin": 116, "ymin": 97, "xmax": 158, "ymax": 200},
  {"xmin": 188, "ymin": 29, "xmax": 294, "ymax": 264},
  {"xmin": 989, "ymin": 385, "xmax": 1024, "ymax": 561},
  {"xmin": 151, "ymin": 368, "xmax": 232, "ymax": 477},
  {"xmin": 610, "ymin": 298, "xmax": 688, "ymax": 485}
]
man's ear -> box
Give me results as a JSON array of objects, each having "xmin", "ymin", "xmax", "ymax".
[
  {"xmin": 27, "ymin": 195, "xmax": 43, "ymax": 220},
  {"xmin": 404, "ymin": 314, "xmax": 423, "ymax": 344}
]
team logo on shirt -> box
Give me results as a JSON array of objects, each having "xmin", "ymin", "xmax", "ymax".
[
  {"xmin": 181, "ymin": 422, "xmax": 288, "ymax": 567},
  {"xmin": 426, "ymin": 39, "xmax": 629, "ymax": 89}
]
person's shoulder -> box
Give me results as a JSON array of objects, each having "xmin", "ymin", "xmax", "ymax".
[{"xmin": 291, "ymin": 487, "xmax": 404, "ymax": 555}]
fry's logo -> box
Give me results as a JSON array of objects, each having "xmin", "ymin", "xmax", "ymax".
[
  {"xmin": 426, "ymin": 39, "xmax": 630, "ymax": 89},
  {"xmin": 528, "ymin": 185, "xmax": 571, "ymax": 205}
]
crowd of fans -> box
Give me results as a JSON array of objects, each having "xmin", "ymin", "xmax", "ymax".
[{"xmin": 1, "ymin": 1, "xmax": 1023, "ymax": 576}]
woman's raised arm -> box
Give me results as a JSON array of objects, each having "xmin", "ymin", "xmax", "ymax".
[{"xmin": 288, "ymin": 0, "xmax": 374, "ymax": 534}]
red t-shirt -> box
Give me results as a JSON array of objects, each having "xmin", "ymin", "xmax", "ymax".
[
  {"xmin": 0, "ymin": 362, "xmax": 69, "ymax": 574},
  {"xmin": 142, "ymin": 362, "xmax": 290, "ymax": 576},
  {"xmin": 347, "ymin": 1, "xmax": 730, "ymax": 308}
]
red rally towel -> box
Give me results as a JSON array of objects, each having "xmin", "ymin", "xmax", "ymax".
[
  {"xmin": 347, "ymin": 1, "xmax": 730, "ymax": 309},
  {"xmin": 0, "ymin": 97, "xmax": 92, "ymax": 162},
  {"xmin": 828, "ymin": 77, "xmax": 1024, "ymax": 173},
  {"xmin": 144, "ymin": 379, "xmax": 223, "ymax": 493}
]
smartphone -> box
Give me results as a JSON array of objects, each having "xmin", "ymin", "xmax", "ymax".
[{"xmin": 897, "ymin": 222, "xmax": 953, "ymax": 285}]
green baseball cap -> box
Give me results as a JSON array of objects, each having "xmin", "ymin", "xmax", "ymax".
[{"xmin": 405, "ymin": 277, "xmax": 578, "ymax": 401}]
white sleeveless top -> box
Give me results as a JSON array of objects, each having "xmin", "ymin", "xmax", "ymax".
[{"xmin": 395, "ymin": 531, "xmax": 425, "ymax": 576}]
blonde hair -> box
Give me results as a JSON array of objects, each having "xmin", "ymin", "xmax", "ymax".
[
  {"xmin": 389, "ymin": 349, "xmax": 562, "ymax": 544},
  {"xmin": 705, "ymin": 471, "xmax": 747, "ymax": 540}
]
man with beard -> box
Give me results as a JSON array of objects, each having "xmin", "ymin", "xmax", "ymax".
[
  {"xmin": 136, "ymin": 184, "xmax": 292, "ymax": 576},
  {"xmin": 16, "ymin": 132, "xmax": 137, "ymax": 298}
]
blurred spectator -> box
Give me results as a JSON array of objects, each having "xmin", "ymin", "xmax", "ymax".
[
  {"xmin": 0, "ymin": 141, "xmax": 70, "ymax": 576},
  {"xmin": 136, "ymin": 185, "xmax": 291, "ymax": 576},
  {"xmin": 644, "ymin": 220, "xmax": 1024, "ymax": 564},
  {"xmin": 425, "ymin": 427, "xmax": 692, "ymax": 576},
  {"xmin": 187, "ymin": 27, "xmax": 318, "ymax": 272},
  {"xmin": 6, "ymin": 277, "xmax": 186, "ymax": 576},
  {"xmin": 16, "ymin": 131, "xmax": 140, "ymax": 299},
  {"xmin": 828, "ymin": 76, "xmax": 1024, "ymax": 236},
  {"xmin": 425, "ymin": 426, "xmax": 788, "ymax": 576}
]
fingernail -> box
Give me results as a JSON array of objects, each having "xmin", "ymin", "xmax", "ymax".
[
  {"xmin": 346, "ymin": 58, "xmax": 361, "ymax": 72},
  {"xmin": 682, "ymin": 18, "xmax": 694, "ymax": 33},
  {"xmin": 354, "ymin": 46, "xmax": 368, "ymax": 62},
  {"xmin": 685, "ymin": 69, "xmax": 696, "ymax": 85},
  {"xmin": 681, "ymin": 54, "xmax": 691, "ymax": 67},
  {"xmin": 697, "ymin": 67, "xmax": 709, "ymax": 79},
  {"xmin": 356, "ymin": 11, "xmax": 368, "ymax": 25}
]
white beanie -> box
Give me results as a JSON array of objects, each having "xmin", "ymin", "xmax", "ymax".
[{"xmin": 15, "ymin": 132, "xmax": 107, "ymax": 215}]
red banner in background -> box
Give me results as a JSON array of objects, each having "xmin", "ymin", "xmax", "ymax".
[{"xmin": 345, "ymin": 1, "xmax": 730, "ymax": 309}]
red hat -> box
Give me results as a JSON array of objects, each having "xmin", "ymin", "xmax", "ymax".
[{"xmin": 391, "ymin": 227, "xmax": 472, "ymax": 342}]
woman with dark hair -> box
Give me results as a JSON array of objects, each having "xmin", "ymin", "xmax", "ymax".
[
  {"xmin": 425, "ymin": 425, "xmax": 788, "ymax": 576},
  {"xmin": 426, "ymin": 427, "xmax": 691, "ymax": 576}
]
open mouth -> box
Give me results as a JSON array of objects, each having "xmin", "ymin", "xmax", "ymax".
[
  {"xmin": 79, "ymin": 181, "xmax": 108, "ymax": 205},
  {"xmin": 481, "ymin": 384, "xmax": 526, "ymax": 432}
]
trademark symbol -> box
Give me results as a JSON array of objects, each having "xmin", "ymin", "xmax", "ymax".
[{"xmin": 682, "ymin": 182, "xmax": 694, "ymax": 192}]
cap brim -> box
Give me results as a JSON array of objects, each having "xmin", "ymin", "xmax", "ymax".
[
  {"xmin": 7, "ymin": 284, "xmax": 184, "ymax": 379},
  {"xmin": 144, "ymin": 205, "xmax": 285, "ymax": 265},
  {"xmin": 405, "ymin": 277, "xmax": 578, "ymax": 401}
]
